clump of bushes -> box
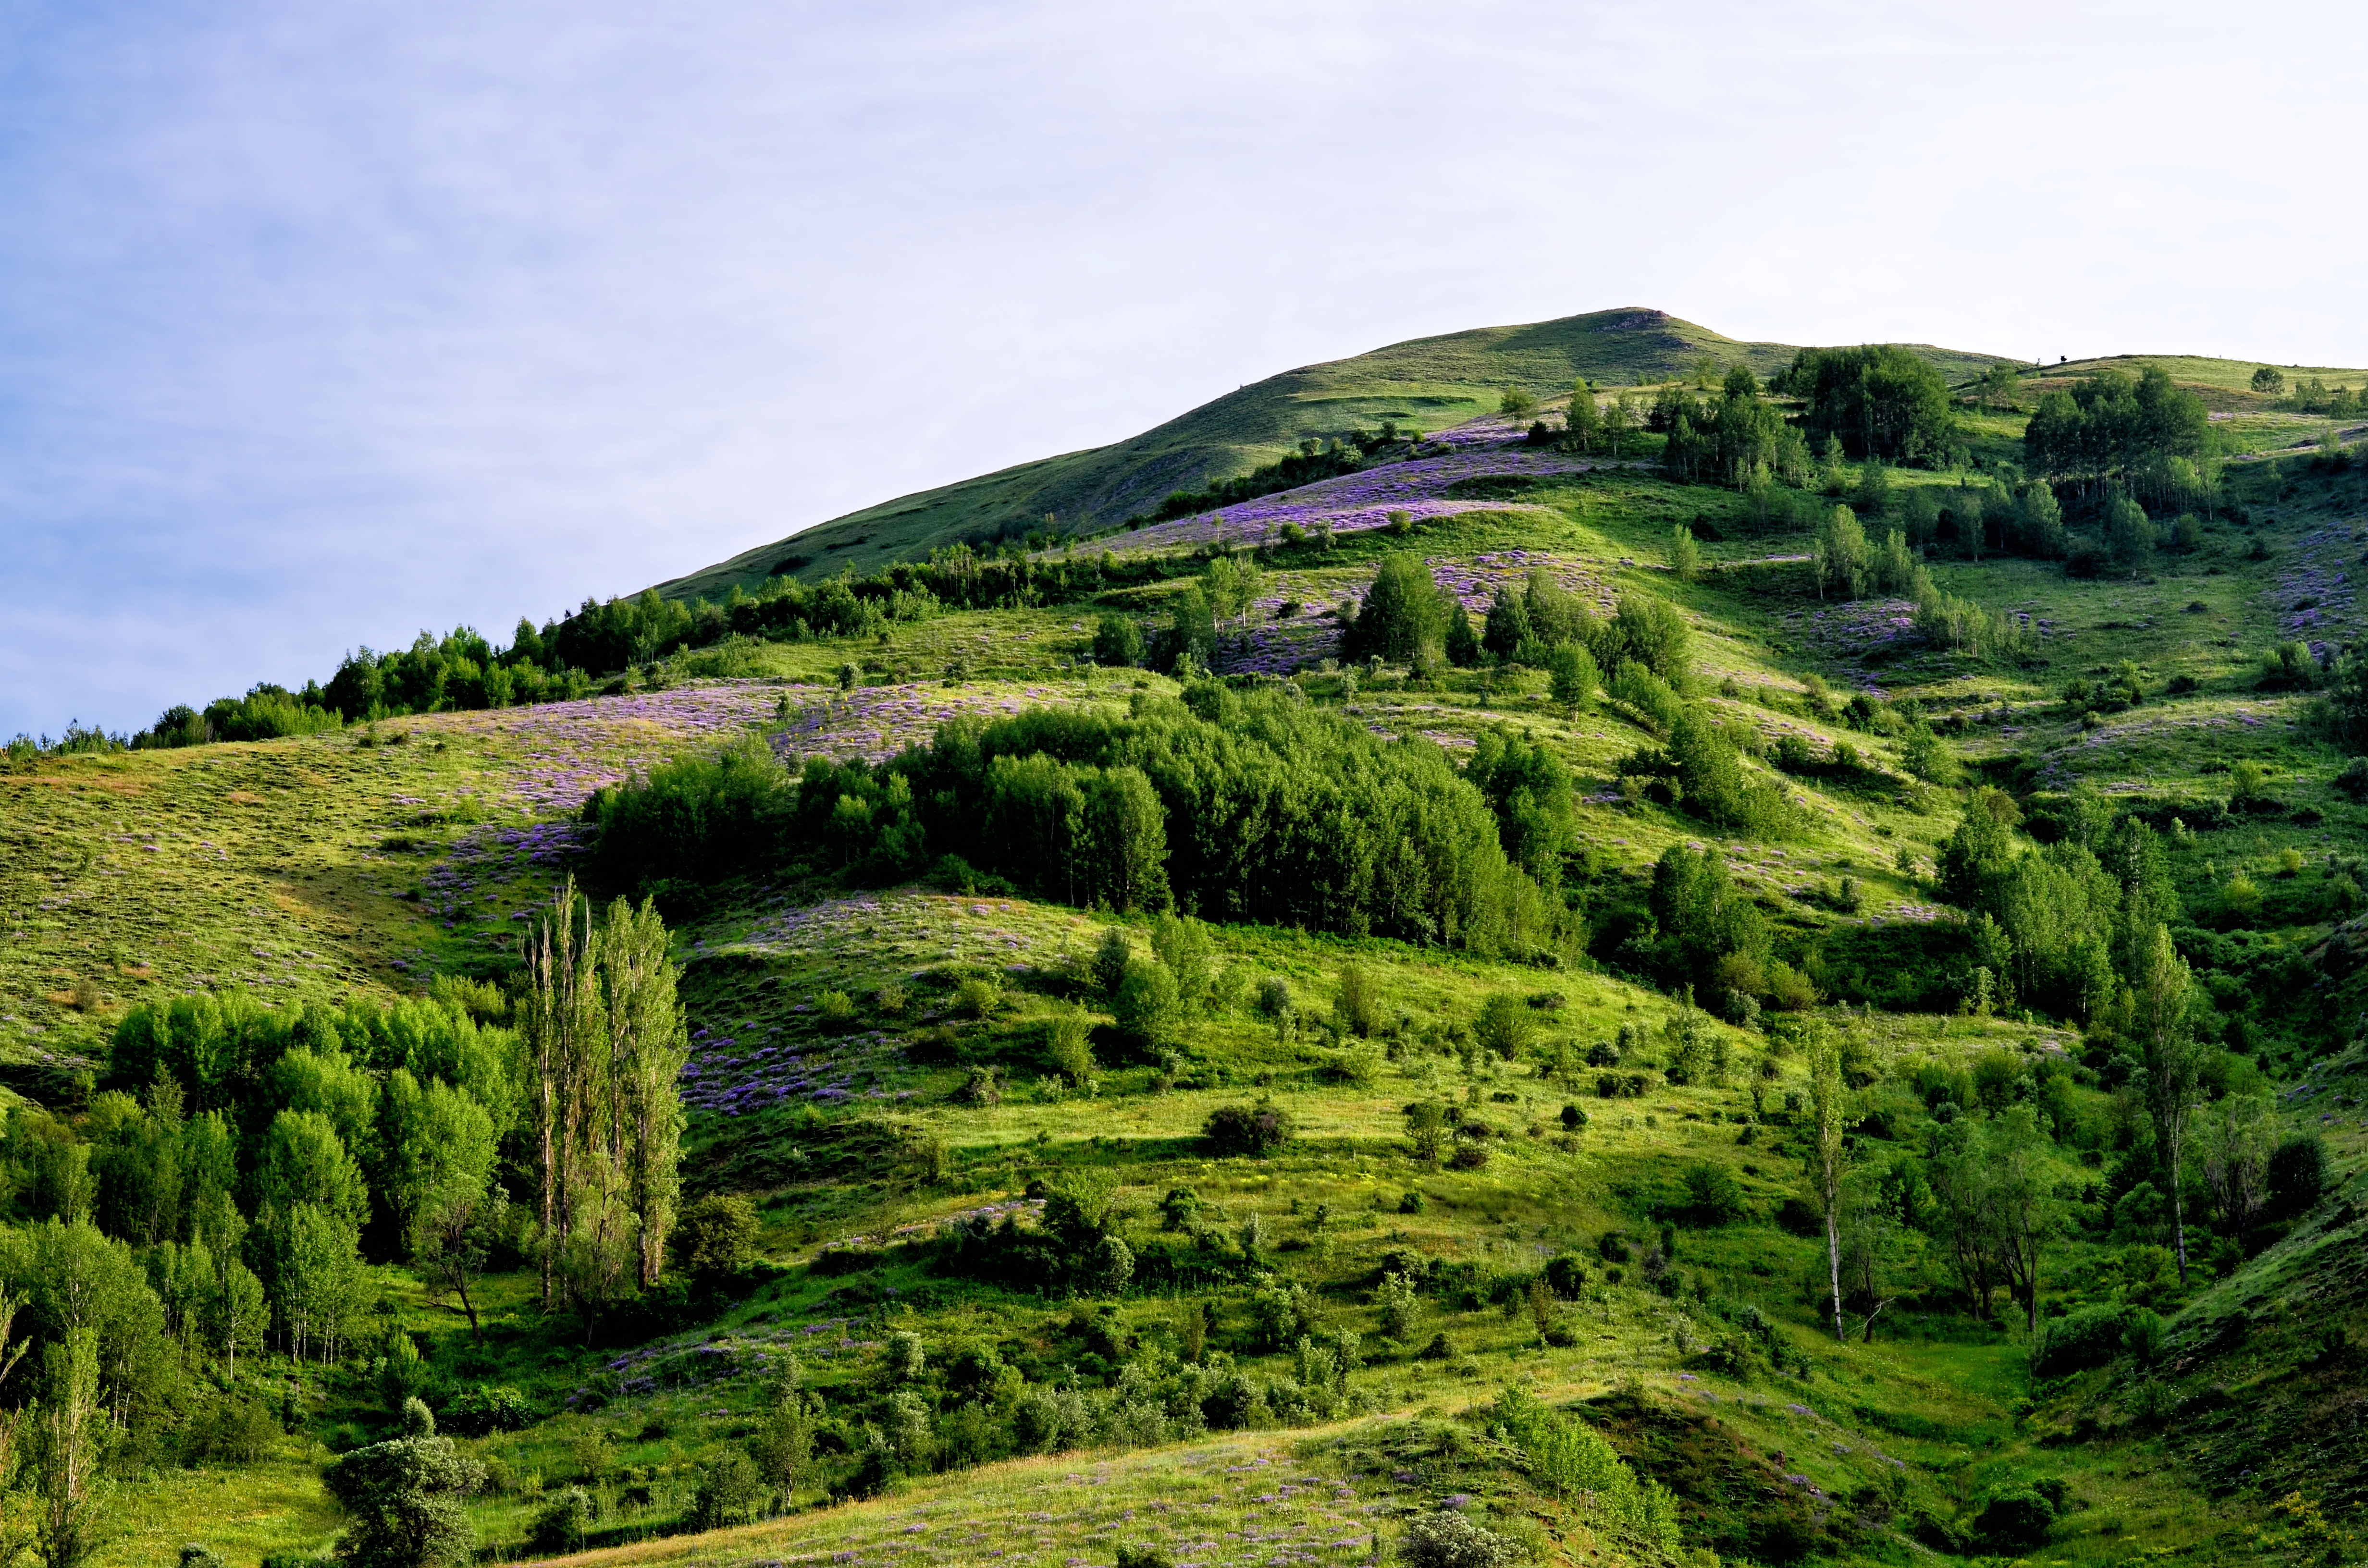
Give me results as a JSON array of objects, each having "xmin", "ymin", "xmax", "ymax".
[{"xmin": 1203, "ymin": 1102, "xmax": 1294, "ymax": 1157}]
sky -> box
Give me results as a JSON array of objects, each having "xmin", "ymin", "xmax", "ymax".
[{"xmin": 4, "ymin": 0, "xmax": 2365, "ymax": 738}]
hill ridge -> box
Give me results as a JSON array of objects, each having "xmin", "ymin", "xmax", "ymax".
[{"xmin": 654, "ymin": 305, "xmax": 2010, "ymax": 598}]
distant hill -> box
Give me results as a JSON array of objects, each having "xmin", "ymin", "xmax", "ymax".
[{"xmin": 656, "ymin": 306, "xmax": 2009, "ymax": 599}]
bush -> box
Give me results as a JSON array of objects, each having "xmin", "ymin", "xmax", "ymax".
[
  {"xmin": 1091, "ymin": 929, "xmax": 1134, "ymax": 995},
  {"xmin": 2269, "ymin": 1132, "xmax": 2328, "ymax": 1218},
  {"xmin": 2031, "ymin": 1303, "xmax": 2131, "ymax": 1377},
  {"xmin": 672, "ymin": 1194, "xmax": 760, "ymax": 1278},
  {"xmin": 1681, "ymin": 1162, "xmax": 1747, "ymax": 1225},
  {"xmin": 441, "ymin": 1384, "xmax": 530, "ymax": 1437},
  {"xmin": 529, "ymin": 1487, "xmax": 595, "ymax": 1554},
  {"xmin": 1203, "ymin": 1103, "xmax": 1294, "ymax": 1158},
  {"xmin": 1473, "ymin": 993, "xmax": 1533, "ymax": 1059},
  {"xmin": 1115, "ymin": 958, "xmax": 1179, "ymax": 1044},
  {"xmin": 1398, "ymin": 1509, "xmax": 1524, "ymax": 1568},
  {"xmin": 1046, "ymin": 1008, "xmax": 1098, "ymax": 1086},
  {"xmin": 1972, "ymin": 1486, "xmax": 2057, "ymax": 1550},
  {"xmin": 1094, "ymin": 614, "xmax": 1146, "ymax": 669},
  {"xmin": 688, "ymin": 1451, "xmax": 763, "ymax": 1531},
  {"xmin": 1335, "ymin": 963, "xmax": 1381, "ymax": 1037}
]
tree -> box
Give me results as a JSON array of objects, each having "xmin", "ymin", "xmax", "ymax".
[
  {"xmin": 1547, "ymin": 642, "xmax": 1598, "ymax": 709},
  {"xmin": 30, "ymin": 1328, "xmax": 106, "ymax": 1568},
  {"xmin": 2131, "ymin": 923, "xmax": 2208, "ymax": 1284},
  {"xmin": 254, "ymin": 1110, "xmax": 370, "ymax": 1362},
  {"xmin": 674, "ymin": 1195, "xmax": 760, "ymax": 1279},
  {"xmin": 399, "ymin": 1082, "xmax": 501, "ymax": 1342},
  {"xmin": 1346, "ymin": 555, "xmax": 1446, "ymax": 663},
  {"xmin": 1202, "ymin": 554, "xmax": 1264, "ymax": 630},
  {"xmin": 2105, "ymin": 495, "xmax": 2156, "ymax": 569},
  {"xmin": 1165, "ymin": 587, "xmax": 1218, "ymax": 673},
  {"xmin": 601, "ymin": 895, "xmax": 691, "ymax": 1289},
  {"xmin": 1114, "ymin": 958, "xmax": 1179, "ymax": 1046},
  {"xmin": 1978, "ymin": 362, "xmax": 2021, "ymax": 412},
  {"xmin": 519, "ymin": 882, "xmax": 691, "ymax": 1319},
  {"xmin": 1481, "ymin": 589, "xmax": 1530, "ymax": 663},
  {"xmin": 1404, "ymin": 1102, "xmax": 1448, "ymax": 1165},
  {"xmin": 1602, "ymin": 392, "xmax": 1637, "ymax": 457},
  {"xmin": 1778, "ymin": 344, "xmax": 1957, "ymax": 465},
  {"xmin": 748, "ymin": 1380, "xmax": 814, "ymax": 1516},
  {"xmin": 2251, "ymin": 366, "xmax": 2285, "ymax": 395},
  {"xmin": 1667, "ymin": 525, "xmax": 1701, "ymax": 583},
  {"xmin": 1093, "ymin": 614, "xmax": 1145, "ymax": 668},
  {"xmin": 1978, "ymin": 1105, "xmax": 2057, "ymax": 1335},
  {"xmin": 2198, "ymin": 1093, "xmax": 2275, "ymax": 1245},
  {"xmin": 1805, "ymin": 1028, "xmax": 1849, "ymax": 1343},
  {"xmin": 1498, "ymin": 386, "xmax": 1538, "ymax": 420},
  {"xmin": 1813, "ymin": 506, "xmax": 1869, "ymax": 600},
  {"xmin": 322, "ymin": 1400, "xmax": 483, "ymax": 1568},
  {"xmin": 1565, "ymin": 381, "xmax": 1599, "ymax": 450}
]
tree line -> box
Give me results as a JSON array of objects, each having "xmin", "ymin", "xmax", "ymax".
[{"xmin": 591, "ymin": 682, "xmax": 1574, "ymax": 957}]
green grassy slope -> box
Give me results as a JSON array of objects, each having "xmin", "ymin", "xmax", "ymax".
[
  {"xmin": 17, "ymin": 388, "xmax": 2368, "ymax": 1568},
  {"xmin": 656, "ymin": 307, "xmax": 2008, "ymax": 597}
]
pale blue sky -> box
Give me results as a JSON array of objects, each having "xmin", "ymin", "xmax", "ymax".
[{"xmin": 4, "ymin": 0, "xmax": 2362, "ymax": 736}]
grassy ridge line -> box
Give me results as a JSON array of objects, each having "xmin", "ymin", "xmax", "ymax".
[{"xmin": 654, "ymin": 307, "xmax": 2012, "ymax": 596}]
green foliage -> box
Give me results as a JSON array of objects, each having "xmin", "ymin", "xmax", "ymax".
[
  {"xmin": 321, "ymin": 1400, "xmax": 484, "ymax": 1568},
  {"xmin": 672, "ymin": 1195, "xmax": 759, "ymax": 1278},
  {"xmin": 1472, "ymin": 995, "xmax": 1534, "ymax": 1060},
  {"xmin": 1202, "ymin": 1103, "xmax": 1294, "ymax": 1158},
  {"xmin": 1095, "ymin": 614, "xmax": 1147, "ymax": 668},
  {"xmin": 1491, "ymin": 1386, "xmax": 1681, "ymax": 1550},
  {"xmin": 1114, "ymin": 961, "xmax": 1179, "ymax": 1046},
  {"xmin": 1397, "ymin": 1510, "xmax": 1522, "ymax": 1568},
  {"xmin": 1778, "ymin": 344, "xmax": 1959, "ymax": 466},
  {"xmin": 2023, "ymin": 368, "xmax": 2213, "ymax": 512},
  {"xmin": 1344, "ymin": 554, "xmax": 1451, "ymax": 663},
  {"xmin": 1546, "ymin": 641, "xmax": 1598, "ymax": 708}
]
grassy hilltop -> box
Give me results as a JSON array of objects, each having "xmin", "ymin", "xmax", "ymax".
[
  {"xmin": 656, "ymin": 307, "xmax": 2009, "ymax": 595},
  {"xmin": 7, "ymin": 322, "xmax": 2368, "ymax": 1568}
]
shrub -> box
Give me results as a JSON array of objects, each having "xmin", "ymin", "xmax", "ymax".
[
  {"xmin": 1046, "ymin": 1009, "xmax": 1097, "ymax": 1086},
  {"xmin": 688, "ymin": 1452, "xmax": 764, "ymax": 1531},
  {"xmin": 1091, "ymin": 929, "xmax": 1134, "ymax": 995},
  {"xmin": 2269, "ymin": 1132, "xmax": 2328, "ymax": 1218},
  {"xmin": 529, "ymin": 1488, "xmax": 595, "ymax": 1554},
  {"xmin": 1203, "ymin": 1103, "xmax": 1294, "ymax": 1158},
  {"xmin": 1398, "ymin": 1510, "xmax": 1523, "ymax": 1568},
  {"xmin": 1115, "ymin": 958, "xmax": 1179, "ymax": 1044},
  {"xmin": 1335, "ymin": 963, "xmax": 1382, "ymax": 1037},
  {"xmin": 2123, "ymin": 1308, "xmax": 2167, "ymax": 1365},
  {"xmin": 817, "ymin": 988, "xmax": 858, "ymax": 1026},
  {"xmin": 438, "ymin": 1393, "xmax": 530, "ymax": 1449},
  {"xmin": 954, "ymin": 976, "xmax": 1001, "ymax": 1019},
  {"xmin": 1254, "ymin": 975, "xmax": 1293, "ymax": 1019},
  {"xmin": 1973, "ymin": 1487, "xmax": 2057, "ymax": 1551},
  {"xmin": 1448, "ymin": 1143, "xmax": 1490, "ymax": 1170},
  {"xmin": 1472, "ymin": 993, "xmax": 1533, "ymax": 1059},
  {"xmin": 672, "ymin": 1194, "xmax": 760, "ymax": 1278},
  {"xmin": 1681, "ymin": 1162, "xmax": 1747, "ymax": 1225},
  {"xmin": 1113, "ymin": 1547, "xmax": 1174, "ymax": 1568},
  {"xmin": 1094, "ymin": 614, "xmax": 1146, "ymax": 669},
  {"xmin": 2031, "ymin": 1303, "xmax": 2131, "ymax": 1377}
]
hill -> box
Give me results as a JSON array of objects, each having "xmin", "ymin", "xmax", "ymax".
[
  {"xmin": 656, "ymin": 307, "xmax": 2009, "ymax": 596},
  {"xmin": 9, "ymin": 329, "xmax": 2368, "ymax": 1568}
]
